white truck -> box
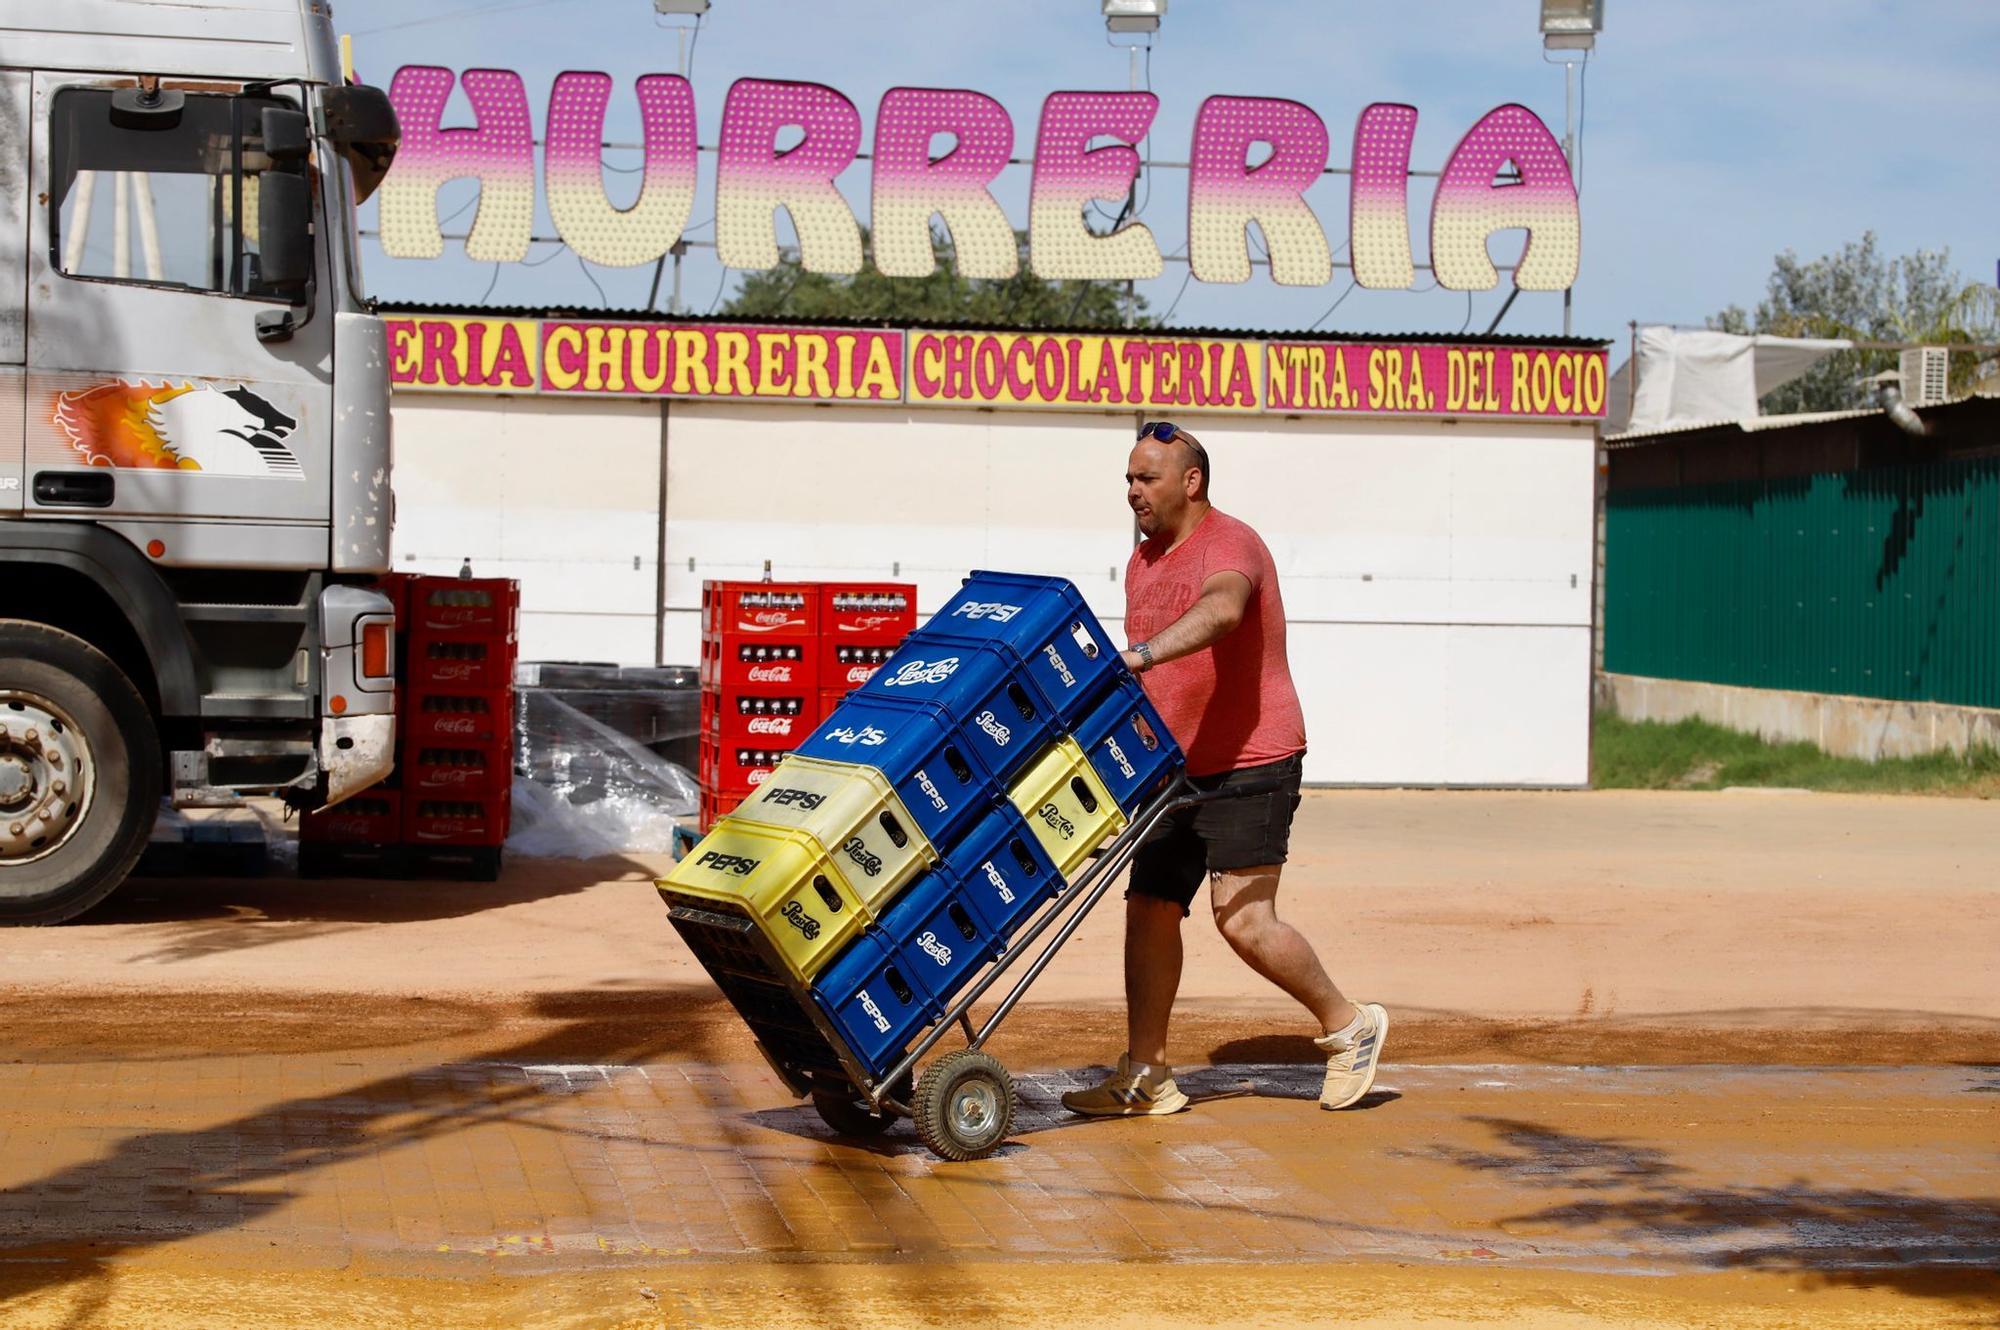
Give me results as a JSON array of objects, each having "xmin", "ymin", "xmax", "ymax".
[{"xmin": 0, "ymin": 0, "xmax": 402, "ymax": 922}]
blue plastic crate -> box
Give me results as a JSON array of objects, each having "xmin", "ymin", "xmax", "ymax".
[
  {"xmin": 876, "ymin": 868, "xmax": 1002, "ymax": 1008},
  {"xmin": 858, "ymin": 637, "xmax": 1054, "ymax": 783},
  {"xmin": 796, "ymin": 694, "xmax": 1001, "ymax": 847},
  {"xmin": 811, "ymin": 931, "xmax": 938, "ymax": 1081},
  {"xmin": 914, "ymin": 571, "xmax": 1121, "ymax": 727},
  {"xmin": 1071, "ymin": 676, "xmax": 1184, "ymax": 814},
  {"xmin": 942, "ymin": 803, "xmax": 1061, "ymax": 938}
]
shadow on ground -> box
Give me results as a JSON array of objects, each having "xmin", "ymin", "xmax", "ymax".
[{"xmin": 1401, "ymin": 1115, "xmax": 2000, "ymax": 1313}]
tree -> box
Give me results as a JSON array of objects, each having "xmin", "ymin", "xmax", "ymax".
[
  {"xmin": 1708, "ymin": 231, "xmax": 2000, "ymax": 412},
  {"xmin": 720, "ymin": 227, "xmax": 1150, "ymax": 329}
]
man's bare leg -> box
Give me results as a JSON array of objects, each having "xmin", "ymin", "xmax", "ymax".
[
  {"xmin": 1210, "ymin": 866, "xmax": 1353, "ymax": 1033},
  {"xmin": 1126, "ymin": 893, "xmax": 1186, "ymax": 1067}
]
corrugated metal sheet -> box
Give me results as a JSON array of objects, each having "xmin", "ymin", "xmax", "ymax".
[{"xmin": 1606, "ymin": 458, "xmax": 2000, "ymax": 708}]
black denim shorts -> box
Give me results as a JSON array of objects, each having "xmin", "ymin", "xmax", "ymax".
[{"xmin": 1126, "ymin": 751, "xmax": 1305, "ymax": 914}]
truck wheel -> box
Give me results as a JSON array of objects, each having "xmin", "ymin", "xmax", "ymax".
[{"xmin": 0, "ymin": 622, "xmax": 161, "ymax": 925}]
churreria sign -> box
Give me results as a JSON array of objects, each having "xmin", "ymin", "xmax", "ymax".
[{"xmin": 377, "ymin": 71, "xmax": 1581, "ymax": 293}]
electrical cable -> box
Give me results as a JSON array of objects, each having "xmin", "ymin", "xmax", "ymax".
[
  {"xmin": 478, "ymin": 262, "xmax": 502, "ymax": 304},
  {"xmin": 575, "ymin": 251, "xmax": 608, "ymax": 306},
  {"xmin": 1308, "ymin": 279, "xmax": 1357, "ymax": 331}
]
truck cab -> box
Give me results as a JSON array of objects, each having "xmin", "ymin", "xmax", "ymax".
[{"xmin": 0, "ymin": 0, "xmax": 401, "ymax": 922}]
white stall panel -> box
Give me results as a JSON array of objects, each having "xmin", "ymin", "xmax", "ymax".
[
  {"xmin": 389, "ymin": 395, "xmax": 661, "ymax": 662},
  {"xmin": 662, "ymin": 403, "xmax": 1133, "ymax": 666},
  {"xmin": 1444, "ymin": 624, "xmax": 1593, "ymax": 785}
]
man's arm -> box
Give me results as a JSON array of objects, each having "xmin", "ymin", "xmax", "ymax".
[{"xmin": 1121, "ymin": 569, "xmax": 1254, "ymax": 673}]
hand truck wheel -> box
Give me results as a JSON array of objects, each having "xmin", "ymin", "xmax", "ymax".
[
  {"xmin": 913, "ymin": 1050, "xmax": 1015, "ymax": 1162},
  {"xmin": 809, "ymin": 1071, "xmax": 911, "ymax": 1139}
]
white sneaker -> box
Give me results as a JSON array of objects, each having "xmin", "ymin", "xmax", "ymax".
[
  {"xmin": 1316, "ymin": 1003, "xmax": 1388, "ymax": 1110},
  {"xmin": 1059, "ymin": 1053, "xmax": 1191, "ymax": 1117}
]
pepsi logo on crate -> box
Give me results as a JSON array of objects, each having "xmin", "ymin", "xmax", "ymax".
[
  {"xmin": 875, "ymin": 871, "xmax": 1002, "ymax": 1007},
  {"xmin": 858, "ymin": 639, "xmax": 1054, "ymax": 785},
  {"xmin": 730, "ymin": 755, "xmax": 934, "ymax": 913},
  {"xmin": 797, "ymin": 694, "xmax": 1001, "ymax": 847},
  {"xmin": 920, "ymin": 571, "xmax": 1119, "ymax": 726},
  {"xmin": 1072, "ymin": 676, "xmax": 1184, "ymax": 814},
  {"xmin": 940, "ymin": 804, "xmax": 1062, "ymax": 939},
  {"xmin": 809, "ymin": 930, "xmax": 935, "ymax": 1080}
]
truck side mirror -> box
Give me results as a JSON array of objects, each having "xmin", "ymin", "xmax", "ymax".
[
  {"xmin": 321, "ymin": 85, "xmax": 400, "ymax": 203},
  {"xmin": 255, "ymin": 170, "xmax": 313, "ymax": 342},
  {"xmin": 262, "ymin": 106, "xmax": 311, "ymax": 164}
]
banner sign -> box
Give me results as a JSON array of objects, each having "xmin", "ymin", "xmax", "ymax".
[
  {"xmin": 376, "ymin": 69, "xmax": 1582, "ymax": 294},
  {"xmin": 1264, "ymin": 341, "xmax": 1609, "ymax": 417},
  {"xmin": 386, "ymin": 314, "xmax": 1605, "ymax": 418},
  {"xmin": 907, "ymin": 330, "xmax": 1261, "ymax": 412},
  {"xmin": 386, "ymin": 317, "xmax": 902, "ymax": 401}
]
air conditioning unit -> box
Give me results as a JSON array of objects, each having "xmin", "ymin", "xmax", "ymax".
[{"xmin": 1899, "ymin": 346, "xmax": 1950, "ymax": 407}]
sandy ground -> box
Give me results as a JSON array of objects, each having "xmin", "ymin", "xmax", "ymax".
[{"xmin": 0, "ymin": 788, "xmax": 1995, "ymax": 1329}]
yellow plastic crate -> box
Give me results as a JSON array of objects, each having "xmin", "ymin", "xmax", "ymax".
[
  {"xmin": 728, "ymin": 755, "xmax": 935, "ymax": 914},
  {"xmin": 1006, "ymin": 737, "xmax": 1129, "ymax": 877},
  {"xmin": 657, "ymin": 821, "xmax": 868, "ymax": 984}
]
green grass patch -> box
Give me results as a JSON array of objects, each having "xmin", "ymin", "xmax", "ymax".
[{"xmin": 1592, "ymin": 711, "xmax": 2000, "ymax": 795}]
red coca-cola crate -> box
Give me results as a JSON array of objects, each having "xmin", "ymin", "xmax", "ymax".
[
  {"xmin": 409, "ymin": 638, "xmax": 514, "ymax": 690},
  {"xmin": 819, "ymin": 687, "xmax": 862, "ymax": 721},
  {"xmin": 375, "ymin": 571, "xmax": 420, "ymax": 620},
  {"xmin": 699, "ymin": 635, "xmax": 818, "ymax": 691},
  {"xmin": 819, "ymin": 582, "xmax": 916, "ymax": 637},
  {"xmin": 408, "ymin": 578, "xmax": 519, "ymax": 641},
  {"xmin": 698, "ymin": 788, "xmax": 748, "ymax": 833},
  {"xmin": 301, "ymin": 790, "xmax": 402, "ymax": 845},
  {"xmin": 815, "ymin": 639, "xmax": 898, "ymax": 691},
  {"xmin": 404, "ymin": 687, "xmax": 513, "ymax": 747},
  {"xmin": 703, "ymin": 692, "xmax": 815, "ymax": 746},
  {"xmin": 700, "ymin": 734, "xmax": 788, "ymax": 793},
  {"xmin": 401, "ymin": 745, "xmax": 511, "ymax": 799},
  {"xmin": 403, "ymin": 791, "xmax": 510, "ymax": 847},
  {"xmin": 701, "ymin": 580, "xmax": 817, "ymax": 638}
]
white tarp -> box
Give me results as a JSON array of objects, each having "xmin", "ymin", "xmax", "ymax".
[{"xmin": 1605, "ymin": 326, "xmax": 1852, "ymax": 434}]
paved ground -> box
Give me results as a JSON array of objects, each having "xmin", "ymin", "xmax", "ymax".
[{"xmin": 1, "ymin": 789, "xmax": 1997, "ymax": 1327}]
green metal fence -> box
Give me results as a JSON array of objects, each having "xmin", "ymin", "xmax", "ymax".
[{"xmin": 1605, "ymin": 458, "xmax": 2000, "ymax": 708}]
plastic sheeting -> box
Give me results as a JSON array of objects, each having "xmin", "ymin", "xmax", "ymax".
[
  {"xmin": 508, "ymin": 688, "xmax": 698, "ymax": 858},
  {"xmin": 1605, "ymin": 326, "xmax": 1853, "ymax": 435}
]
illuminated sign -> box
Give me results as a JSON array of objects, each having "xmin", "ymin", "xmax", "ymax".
[
  {"xmin": 385, "ymin": 315, "xmax": 1605, "ymax": 418},
  {"xmin": 376, "ymin": 70, "xmax": 1581, "ymax": 293}
]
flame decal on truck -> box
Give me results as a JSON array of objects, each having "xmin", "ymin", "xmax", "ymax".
[{"xmin": 54, "ymin": 381, "xmax": 303, "ymax": 478}]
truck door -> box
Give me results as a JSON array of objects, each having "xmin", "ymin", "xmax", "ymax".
[
  {"xmin": 0, "ymin": 71, "xmax": 26, "ymax": 516},
  {"xmin": 23, "ymin": 74, "xmax": 332, "ymax": 553}
]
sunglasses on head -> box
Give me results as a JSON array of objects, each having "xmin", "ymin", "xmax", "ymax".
[{"xmin": 1137, "ymin": 421, "xmax": 1180, "ymax": 444}]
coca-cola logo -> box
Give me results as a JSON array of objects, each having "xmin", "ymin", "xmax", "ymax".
[
  {"xmin": 837, "ymin": 615, "xmax": 899, "ymax": 631},
  {"xmin": 746, "ymin": 716, "xmax": 794, "ymax": 736},
  {"xmin": 435, "ymin": 718, "xmax": 479, "ymax": 736},
  {"xmin": 423, "ymin": 768, "xmax": 478, "ymax": 786},
  {"xmin": 844, "ymin": 665, "xmax": 875, "ymax": 684},
  {"xmin": 737, "ymin": 610, "xmax": 802, "ymax": 631},
  {"xmin": 434, "ymin": 663, "xmax": 478, "ymax": 682},
  {"xmin": 746, "ymin": 769, "xmax": 770, "ymax": 785},
  {"xmin": 745, "ymin": 664, "xmax": 794, "ymax": 683}
]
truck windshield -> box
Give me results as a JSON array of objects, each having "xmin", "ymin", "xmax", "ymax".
[{"xmin": 48, "ymin": 88, "xmax": 304, "ymax": 300}]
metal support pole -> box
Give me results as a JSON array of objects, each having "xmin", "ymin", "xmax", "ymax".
[
  {"xmin": 132, "ymin": 171, "xmax": 164, "ymax": 281},
  {"xmin": 112, "ymin": 172, "xmax": 131, "ymax": 280},
  {"xmin": 1561, "ymin": 59, "xmax": 1575, "ymax": 337},
  {"xmin": 62, "ymin": 170, "xmax": 96, "ymax": 273}
]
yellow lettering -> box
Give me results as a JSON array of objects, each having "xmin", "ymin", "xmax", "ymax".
[
  {"xmin": 1553, "ymin": 353, "xmax": 1575, "ymax": 413},
  {"xmin": 1509, "ymin": 350, "xmax": 1531, "ymax": 413},
  {"xmin": 544, "ymin": 326, "xmax": 584, "ymax": 391},
  {"xmin": 834, "ymin": 334, "xmax": 859, "ymax": 398},
  {"xmin": 671, "ymin": 330, "xmax": 712, "ymax": 395},
  {"xmin": 714, "ymin": 331, "xmax": 753, "ymax": 396},
  {"xmin": 754, "ymin": 332, "xmax": 790, "ymax": 396},
  {"xmin": 631, "ymin": 328, "xmax": 671, "ymax": 394},
  {"xmin": 1483, "ymin": 351, "xmax": 1500, "ymax": 411},
  {"xmin": 1331, "ymin": 346, "xmax": 1351, "ymax": 408},
  {"xmin": 858, "ymin": 336, "xmax": 898, "ymax": 399},
  {"xmin": 1446, "ymin": 350, "xmax": 1467, "ymax": 412},
  {"xmin": 795, "ymin": 336, "xmax": 833, "ymax": 398},
  {"xmin": 1530, "ymin": 354, "xmax": 1554, "ymax": 413},
  {"xmin": 1406, "ymin": 350, "xmax": 1430, "ymax": 411},
  {"xmin": 583, "ymin": 326, "xmax": 626, "ymax": 392},
  {"xmin": 1582, "ymin": 353, "xmax": 1607, "ymax": 414},
  {"xmin": 1367, "ymin": 348, "xmax": 1386, "ymax": 409}
]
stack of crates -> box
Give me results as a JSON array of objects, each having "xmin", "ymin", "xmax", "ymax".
[
  {"xmin": 697, "ymin": 580, "xmax": 915, "ymax": 831},
  {"xmin": 661, "ymin": 571, "xmax": 1183, "ymax": 1093},
  {"xmin": 299, "ymin": 573, "xmax": 520, "ymax": 881}
]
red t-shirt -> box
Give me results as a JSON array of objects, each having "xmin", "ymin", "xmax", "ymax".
[{"xmin": 1124, "ymin": 508, "xmax": 1307, "ymax": 777}]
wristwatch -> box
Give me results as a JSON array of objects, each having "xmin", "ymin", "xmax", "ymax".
[{"xmin": 1130, "ymin": 641, "xmax": 1155, "ymax": 672}]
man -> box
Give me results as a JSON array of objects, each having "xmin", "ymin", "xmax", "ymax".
[{"xmin": 1061, "ymin": 421, "xmax": 1388, "ymax": 1117}]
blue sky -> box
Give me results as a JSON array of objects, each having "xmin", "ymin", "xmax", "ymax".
[{"xmin": 339, "ymin": 0, "xmax": 2000, "ymax": 344}]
